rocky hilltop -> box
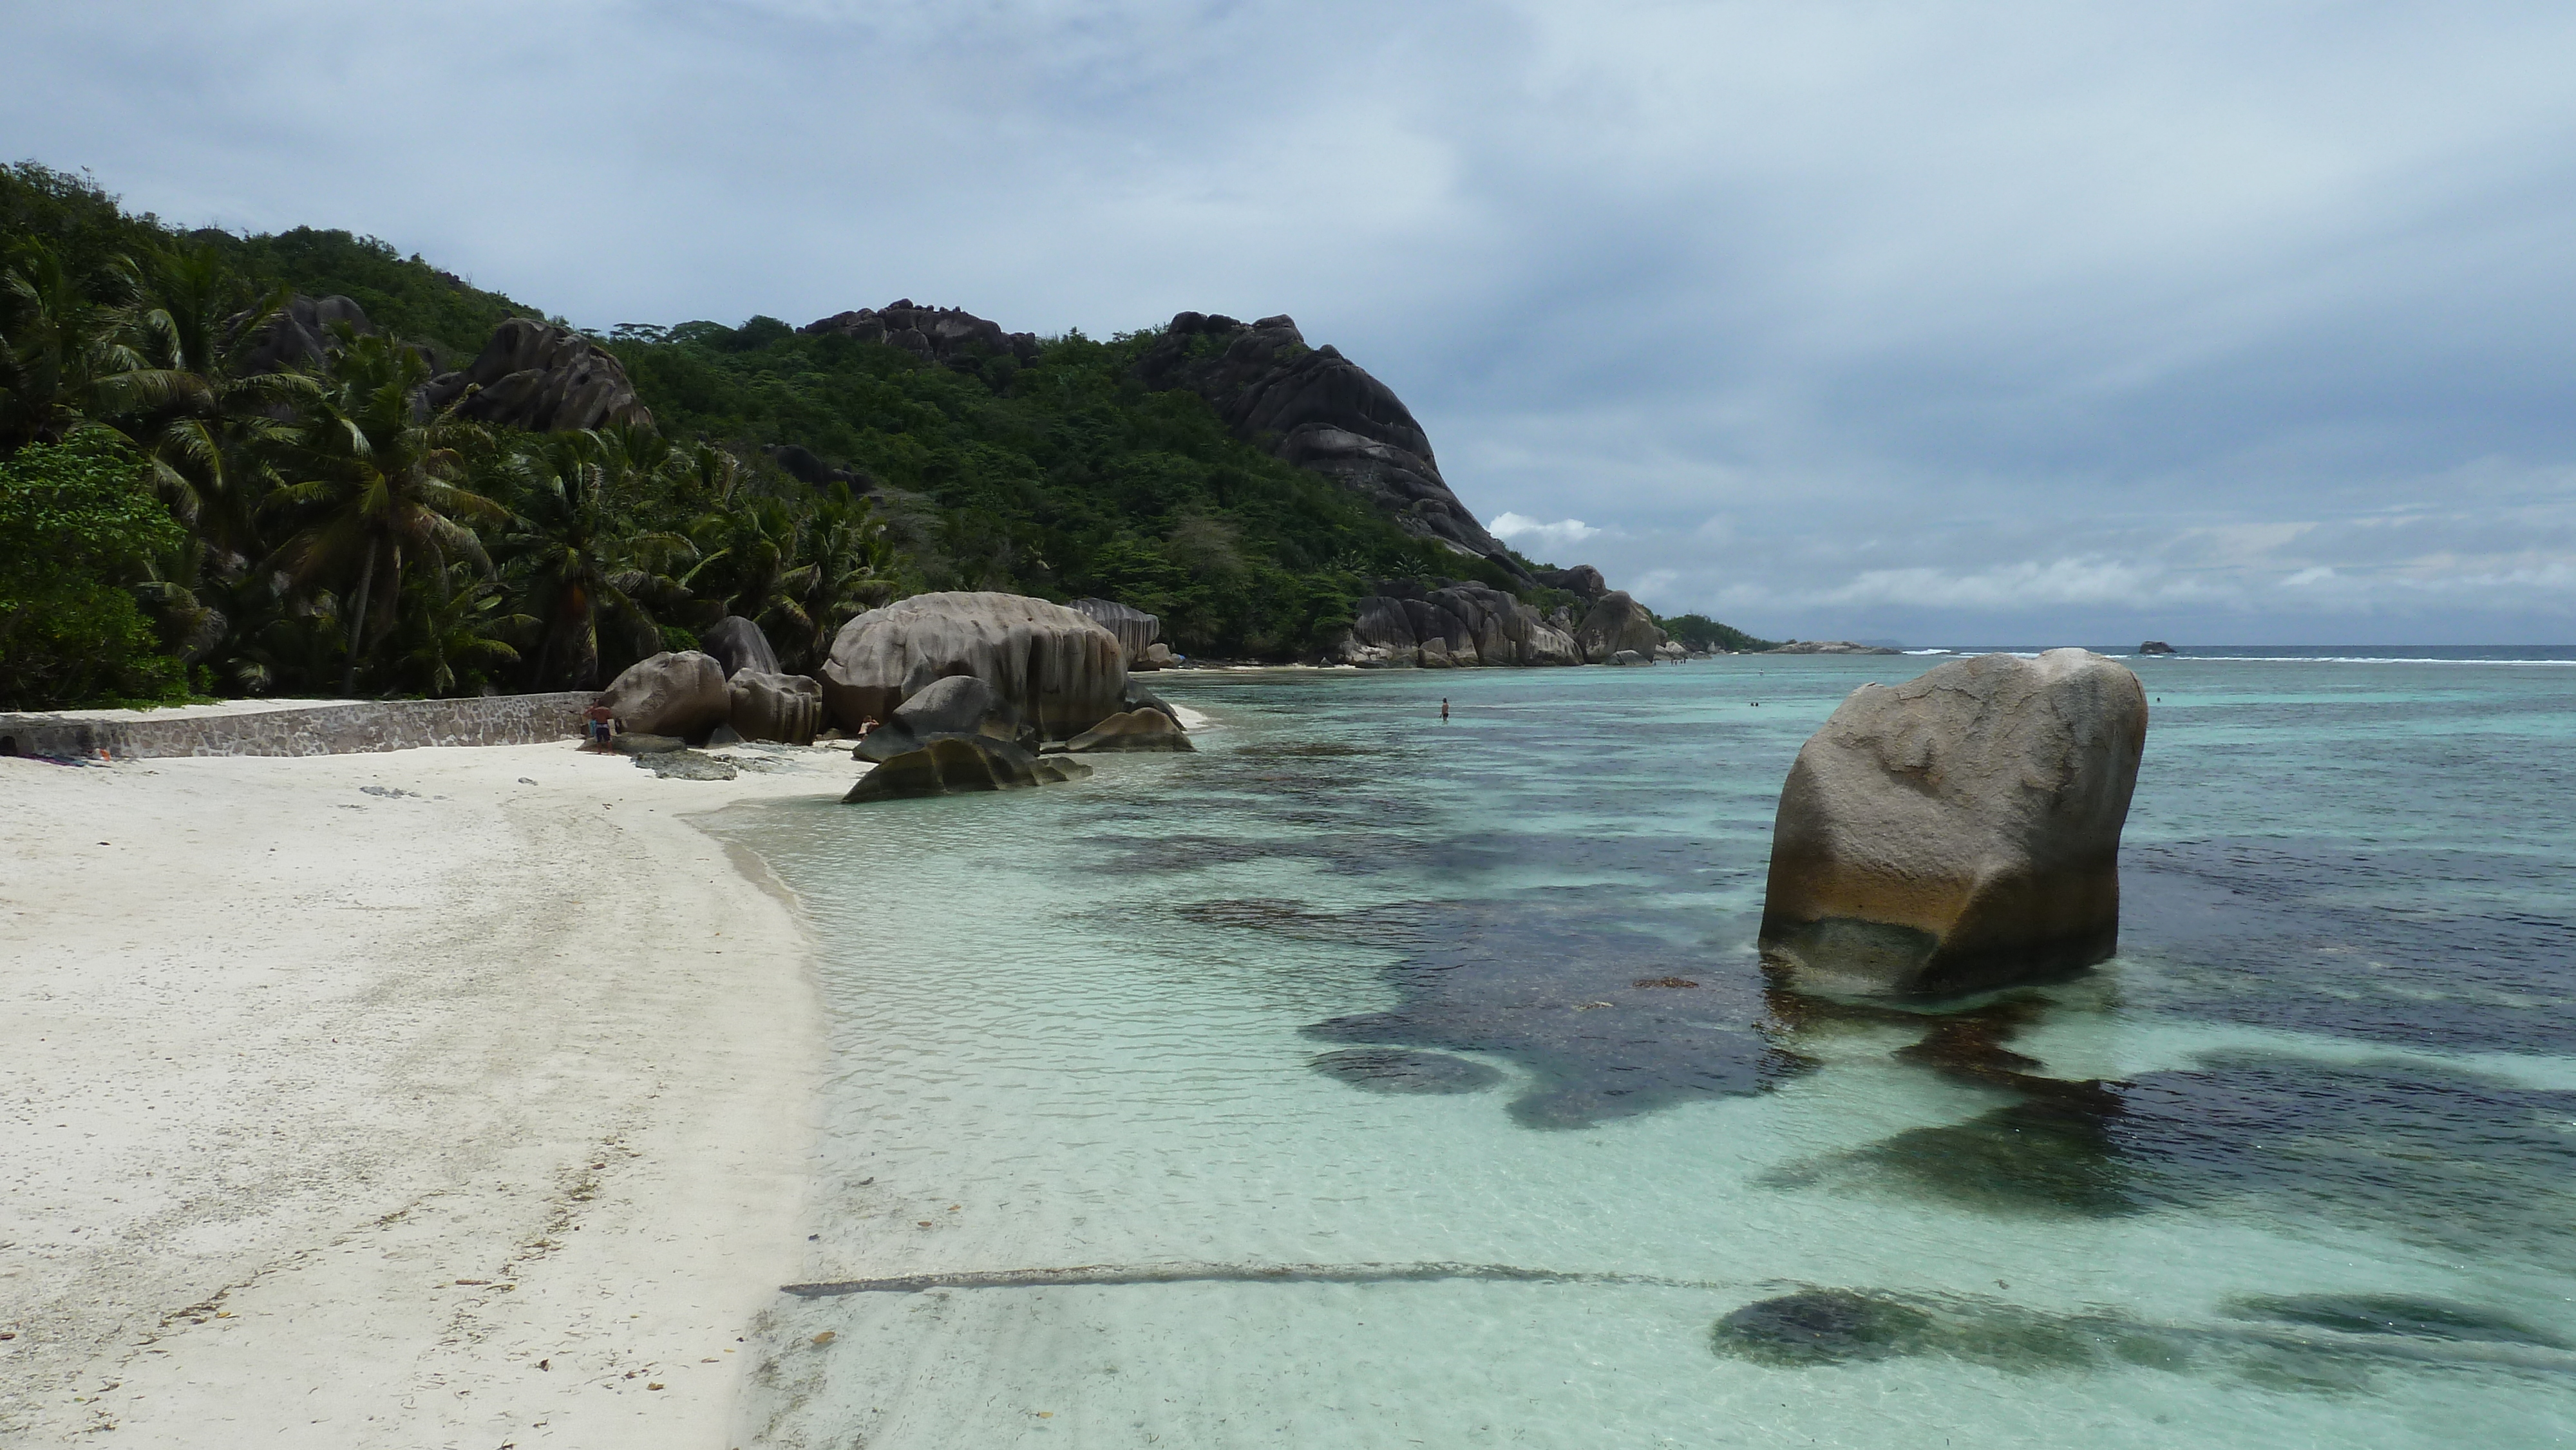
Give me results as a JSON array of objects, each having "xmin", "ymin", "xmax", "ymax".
[{"xmin": 1133, "ymin": 312, "xmax": 1530, "ymax": 585}]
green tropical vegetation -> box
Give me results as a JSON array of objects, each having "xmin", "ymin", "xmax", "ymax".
[{"xmin": 1, "ymin": 160, "xmax": 1766, "ymax": 710}]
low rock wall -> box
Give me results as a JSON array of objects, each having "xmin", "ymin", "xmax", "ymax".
[{"xmin": 0, "ymin": 693, "xmax": 599, "ymax": 760}]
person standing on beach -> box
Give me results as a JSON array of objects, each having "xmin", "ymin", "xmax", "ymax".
[{"xmin": 1441, "ymin": 698, "xmax": 1450, "ymax": 723}]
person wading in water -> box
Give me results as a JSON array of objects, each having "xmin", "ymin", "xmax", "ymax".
[{"xmin": 1441, "ymin": 698, "xmax": 1450, "ymax": 723}]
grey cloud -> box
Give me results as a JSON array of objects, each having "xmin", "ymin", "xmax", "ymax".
[{"xmin": 6, "ymin": 0, "xmax": 2573, "ymax": 641}]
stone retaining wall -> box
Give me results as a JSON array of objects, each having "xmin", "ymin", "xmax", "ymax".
[{"xmin": 0, "ymin": 693, "xmax": 600, "ymax": 760}]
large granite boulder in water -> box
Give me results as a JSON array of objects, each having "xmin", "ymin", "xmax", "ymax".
[
  {"xmin": 699, "ymin": 616, "xmax": 781, "ymax": 679},
  {"xmin": 1574, "ymin": 591, "xmax": 1664, "ymax": 663},
  {"xmin": 422, "ymin": 318, "xmax": 652, "ymax": 433},
  {"xmin": 821, "ymin": 592, "xmax": 1127, "ymax": 739},
  {"xmin": 1757, "ymin": 650, "xmax": 2149, "ymax": 996},
  {"xmin": 601, "ymin": 651, "xmax": 731, "ymax": 741},
  {"xmin": 843, "ymin": 736, "xmax": 1092, "ymax": 802},
  {"xmin": 728, "ymin": 670, "xmax": 823, "ymax": 745},
  {"xmin": 853, "ymin": 673, "xmax": 1027, "ymax": 762}
]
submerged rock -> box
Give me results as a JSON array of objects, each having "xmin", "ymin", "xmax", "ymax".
[
  {"xmin": 1065, "ymin": 708, "xmax": 1194, "ymax": 753},
  {"xmin": 1712, "ymin": 1290, "xmax": 1940, "ymax": 1367},
  {"xmin": 1309, "ymin": 1048, "xmax": 1504, "ymax": 1095},
  {"xmin": 601, "ymin": 651, "xmax": 732, "ymax": 742},
  {"xmin": 1757, "ymin": 649, "xmax": 2148, "ymax": 996},
  {"xmin": 821, "ymin": 591, "xmax": 1127, "ymax": 740},
  {"xmin": 843, "ymin": 735, "xmax": 1092, "ymax": 802}
]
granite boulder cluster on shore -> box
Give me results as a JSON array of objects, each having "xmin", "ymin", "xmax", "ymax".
[{"xmin": 592, "ymin": 590, "xmax": 1191, "ymax": 802}]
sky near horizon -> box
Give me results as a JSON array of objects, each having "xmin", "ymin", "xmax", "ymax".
[{"xmin": 6, "ymin": 1, "xmax": 2574, "ymax": 645}]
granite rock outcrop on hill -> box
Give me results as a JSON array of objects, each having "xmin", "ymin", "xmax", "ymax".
[
  {"xmin": 239, "ymin": 294, "xmax": 377, "ymax": 373},
  {"xmin": 820, "ymin": 591, "xmax": 1127, "ymax": 739},
  {"xmin": 1132, "ymin": 312, "xmax": 1538, "ymax": 585},
  {"xmin": 422, "ymin": 318, "xmax": 652, "ymax": 433},
  {"xmin": 1336, "ymin": 580, "xmax": 1584, "ymax": 668},
  {"xmin": 1757, "ymin": 649, "xmax": 2149, "ymax": 997},
  {"xmin": 800, "ymin": 301, "xmax": 1039, "ymax": 366}
]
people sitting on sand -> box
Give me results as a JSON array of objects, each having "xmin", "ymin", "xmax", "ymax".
[{"xmin": 857, "ymin": 715, "xmax": 880, "ymax": 742}]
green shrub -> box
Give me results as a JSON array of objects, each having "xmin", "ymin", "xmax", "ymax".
[{"xmin": 0, "ymin": 433, "xmax": 190, "ymax": 708}]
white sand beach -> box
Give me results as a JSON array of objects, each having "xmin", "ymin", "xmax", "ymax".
[{"xmin": 0, "ymin": 739, "xmax": 858, "ymax": 1447}]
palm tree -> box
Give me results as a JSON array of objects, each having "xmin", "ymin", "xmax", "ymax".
[
  {"xmin": 265, "ymin": 332, "xmax": 502, "ymax": 695},
  {"xmin": 773, "ymin": 482, "xmax": 893, "ymax": 670},
  {"xmin": 0, "ymin": 240, "xmax": 129, "ymax": 450},
  {"xmin": 93, "ymin": 245, "xmax": 308, "ymax": 556},
  {"xmin": 388, "ymin": 566, "xmax": 530, "ymax": 697},
  {"xmin": 497, "ymin": 429, "xmax": 692, "ymax": 690}
]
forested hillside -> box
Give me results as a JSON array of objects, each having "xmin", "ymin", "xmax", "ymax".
[{"xmin": 0, "ymin": 162, "xmax": 1756, "ymax": 710}]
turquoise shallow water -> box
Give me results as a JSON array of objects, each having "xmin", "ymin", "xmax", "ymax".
[{"xmin": 712, "ymin": 655, "xmax": 2576, "ymax": 1449}]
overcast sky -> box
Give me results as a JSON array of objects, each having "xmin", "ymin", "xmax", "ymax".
[{"xmin": 9, "ymin": 1, "xmax": 2574, "ymax": 643}]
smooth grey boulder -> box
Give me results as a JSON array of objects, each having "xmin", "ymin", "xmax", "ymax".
[
  {"xmin": 601, "ymin": 652, "xmax": 731, "ymax": 741},
  {"xmin": 700, "ymin": 616, "xmax": 781, "ymax": 679},
  {"xmin": 1141, "ymin": 642, "xmax": 1177, "ymax": 669},
  {"xmin": 853, "ymin": 673, "xmax": 1027, "ymax": 762},
  {"xmin": 843, "ymin": 736, "xmax": 1092, "ymax": 802},
  {"xmin": 1757, "ymin": 649, "xmax": 2149, "ymax": 997},
  {"xmin": 728, "ymin": 670, "xmax": 823, "ymax": 745},
  {"xmin": 1070, "ymin": 598, "xmax": 1162, "ymax": 666},
  {"xmin": 1065, "ymin": 708, "xmax": 1195, "ymax": 753},
  {"xmin": 1607, "ymin": 649, "xmax": 1653, "ymax": 666},
  {"xmin": 422, "ymin": 318, "xmax": 652, "ymax": 433},
  {"xmin": 820, "ymin": 592, "xmax": 1127, "ymax": 740},
  {"xmin": 1575, "ymin": 591, "xmax": 1663, "ymax": 663}
]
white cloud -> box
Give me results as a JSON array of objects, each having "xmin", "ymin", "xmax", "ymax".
[{"xmin": 1487, "ymin": 511, "xmax": 1600, "ymax": 552}]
